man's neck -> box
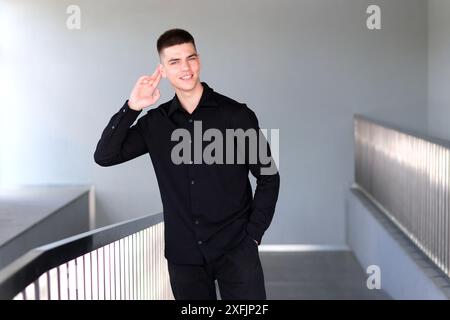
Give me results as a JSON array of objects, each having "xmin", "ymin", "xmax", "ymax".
[{"xmin": 175, "ymin": 81, "xmax": 204, "ymax": 114}]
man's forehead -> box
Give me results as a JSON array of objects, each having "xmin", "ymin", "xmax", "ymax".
[{"xmin": 162, "ymin": 44, "xmax": 197, "ymax": 60}]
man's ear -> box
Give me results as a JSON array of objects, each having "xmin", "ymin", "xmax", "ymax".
[
  {"xmin": 159, "ymin": 63, "xmax": 166, "ymax": 78},
  {"xmin": 197, "ymin": 53, "xmax": 201, "ymax": 70}
]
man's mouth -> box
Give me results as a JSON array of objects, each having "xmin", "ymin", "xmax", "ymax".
[{"xmin": 179, "ymin": 74, "xmax": 193, "ymax": 81}]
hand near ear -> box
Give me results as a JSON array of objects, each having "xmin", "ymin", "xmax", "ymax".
[{"xmin": 128, "ymin": 66, "xmax": 162, "ymax": 111}]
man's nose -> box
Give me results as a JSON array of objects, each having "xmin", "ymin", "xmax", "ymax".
[{"xmin": 180, "ymin": 60, "xmax": 190, "ymax": 71}]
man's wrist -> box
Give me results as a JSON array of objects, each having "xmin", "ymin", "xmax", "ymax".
[{"xmin": 127, "ymin": 100, "xmax": 140, "ymax": 111}]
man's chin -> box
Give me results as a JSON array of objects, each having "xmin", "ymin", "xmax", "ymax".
[{"xmin": 173, "ymin": 78, "xmax": 200, "ymax": 92}]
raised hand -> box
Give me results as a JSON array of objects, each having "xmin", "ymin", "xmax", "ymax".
[{"xmin": 128, "ymin": 66, "xmax": 162, "ymax": 111}]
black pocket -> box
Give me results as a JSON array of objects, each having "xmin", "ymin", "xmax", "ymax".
[{"xmin": 245, "ymin": 234, "xmax": 258, "ymax": 247}]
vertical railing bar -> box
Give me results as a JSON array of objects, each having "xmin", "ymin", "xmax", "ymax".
[
  {"xmin": 153, "ymin": 226, "xmax": 156, "ymax": 300},
  {"xmin": 160, "ymin": 224, "xmax": 163, "ymax": 299},
  {"xmin": 56, "ymin": 265, "xmax": 61, "ymax": 300},
  {"xmin": 434, "ymin": 144, "xmax": 437, "ymax": 264},
  {"xmin": 123, "ymin": 238, "xmax": 126, "ymax": 300},
  {"xmin": 150, "ymin": 227, "xmax": 152, "ymax": 299},
  {"xmin": 66, "ymin": 262, "xmax": 70, "ymax": 300},
  {"xmin": 147, "ymin": 228, "xmax": 149, "ymax": 299},
  {"xmin": 75, "ymin": 259, "xmax": 78, "ymax": 300},
  {"xmin": 90, "ymin": 252, "xmax": 93, "ymax": 300},
  {"xmin": 157, "ymin": 225, "xmax": 159, "ymax": 299},
  {"xmin": 33, "ymin": 279, "xmax": 40, "ymax": 300},
  {"xmin": 129, "ymin": 235, "xmax": 132, "ymax": 300},
  {"xmin": 442, "ymin": 147, "xmax": 445, "ymax": 271},
  {"xmin": 135, "ymin": 233, "xmax": 138, "ymax": 300},
  {"xmin": 446, "ymin": 149, "xmax": 449, "ymax": 275},
  {"xmin": 135, "ymin": 234, "xmax": 138, "ymax": 300},
  {"xmin": 117, "ymin": 241, "xmax": 120, "ymax": 300},
  {"xmin": 103, "ymin": 246, "xmax": 106, "ymax": 300},
  {"xmin": 125, "ymin": 237, "xmax": 128, "ymax": 300},
  {"xmin": 97, "ymin": 249, "xmax": 100, "ymax": 300},
  {"xmin": 82, "ymin": 255, "xmax": 85, "ymax": 300},
  {"xmin": 113, "ymin": 242, "xmax": 116, "ymax": 300},
  {"xmin": 431, "ymin": 144, "xmax": 434, "ymax": 263},
  {"xmin": 134, "ymin": 233, "xmax": 137, "ymax": 300},
  {"xmin": 119, "ymin": 240, "xmax": 122, "ymax": 300},
  {"xmin": 426, "ymin": 142, "xmax": 429, "ymax": 255},
  {"xmin": 142, "ymin": 230, "xmax": 145, "ymax": 299},
  {"xmin": 121, "ymin": 238, "xmax": 124, "ymax": 300},
  {"xmin": 46, "ymin": 271, "xmax": 51, "ymax": 300},
  {"xmin": 145, "ymin": 228, "xmax": 148, "ymax": 300},
  {"xmin": 438, "ymin": 146, "xmax": 442, "ymax": 269},
  {"xmin": 109, "ymin": 244, "xmax": 112, "ymax": 300},
  {"xmin": 132, "ymin": 235, "xmax": 134, "ymax": 300},
  {"xmin": 110, "ymin": 244, "xmax": 113, "ymax": 300},
  {"xmin": 137, "ymin": 232, "xmax": 140, "ymax": 300},
  {"xmin": 127, "ymin": 236, "xmax": 130, "ymax": 300},
  {"xmin": 138, "ymin": 231, "xmax": 141, "ymax": 300},
  {"xmin": 143, "ymin": 229, "xmax": 146, "ymax": 300}
]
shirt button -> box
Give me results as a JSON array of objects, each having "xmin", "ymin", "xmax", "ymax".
[
  {"xmin": 188, "ymin": 119, "xmax": 193, "ymax": 123},
  {"xmin": 112, "ymin": 125, "xmax": 115, "ymax": 129},
  {"xmin": 197, "ymin": 240, "xmax": 203, "ymax": 245},
  {"xmin": 191, "ymin": 180, "xmax": 195, "ymax": 185},
  {"xmin": 194, "ymin": 220, "xmax": 199, "ymax": 225},
  {"xmin": 123, "ymin": 109, "xmax": 126, "ymax": 112}
]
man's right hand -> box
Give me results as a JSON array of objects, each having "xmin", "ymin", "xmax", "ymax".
[{"xmin": 128, "ymin": 66, "xmax": 162, "ymax": 111}]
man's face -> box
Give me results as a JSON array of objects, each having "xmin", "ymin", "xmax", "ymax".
[{"xmin": 159, "ymin": 42, "xmax": 201, "ymax": 92}]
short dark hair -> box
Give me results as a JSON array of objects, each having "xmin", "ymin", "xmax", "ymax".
[{"xmin": 157, "ymin": 28, "xmax": 196, "ymax": 56}]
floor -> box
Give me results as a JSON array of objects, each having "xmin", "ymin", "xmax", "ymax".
[
  {"xmin": 216, "ymin": 250, "xmax": 390, "ymax": 300},
  {"xmin": 261, "ymin": 250, "xmax": 390, "ymax": 300}
]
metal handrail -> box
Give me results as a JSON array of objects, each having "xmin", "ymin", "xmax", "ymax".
[
  {"xmin": 354, "ymin": 114, "xmax": 450, "ymax": 278},
  {"xmin": 0, "ymin": 212, "xmax": 173, "ymax": 300}
]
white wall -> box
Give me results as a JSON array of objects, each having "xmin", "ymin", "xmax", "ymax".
[{"xmin": 0, "ymin": 0, "xmax": 428, "ymax": 245}]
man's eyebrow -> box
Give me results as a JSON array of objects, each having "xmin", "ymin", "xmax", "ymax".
[{"xmin": 167, "ymin": 54, "xmax": 198, "ymax": 63}]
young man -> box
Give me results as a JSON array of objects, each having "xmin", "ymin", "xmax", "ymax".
[{"xmin": 94, "ymin": 28, "xmax": 280, "ymax": 300}]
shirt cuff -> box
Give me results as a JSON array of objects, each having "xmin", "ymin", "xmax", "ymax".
[{"xmin": 124, "ymin": 100, "xmax": 143, "ymax": 114}]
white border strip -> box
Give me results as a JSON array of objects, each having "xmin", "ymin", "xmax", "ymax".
[{"xmin": 258, "ymin": 244, "xmax": 350, "ymax": 252}]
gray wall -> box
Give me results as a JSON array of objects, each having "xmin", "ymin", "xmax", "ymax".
[
  {"xmin": 428, "ymin": 0, "xmax": 450, "ymax": 141},
  {"xmin": 0, "ymin": 0, "xmax": 428, "ymax": 245}
]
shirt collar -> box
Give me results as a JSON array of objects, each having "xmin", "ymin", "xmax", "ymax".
[{"xmin": 168, "ymin": 81, "xmax": 218, "ymax": 117}]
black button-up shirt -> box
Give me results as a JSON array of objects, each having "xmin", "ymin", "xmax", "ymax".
[{"xmin": 94, "ymin": 82, "xmax": 280, "ymax": 265}]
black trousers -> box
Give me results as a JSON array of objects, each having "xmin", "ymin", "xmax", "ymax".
[{"xmin": 167, "ymin": 234, "xmax": 266, "ymax": 300}]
